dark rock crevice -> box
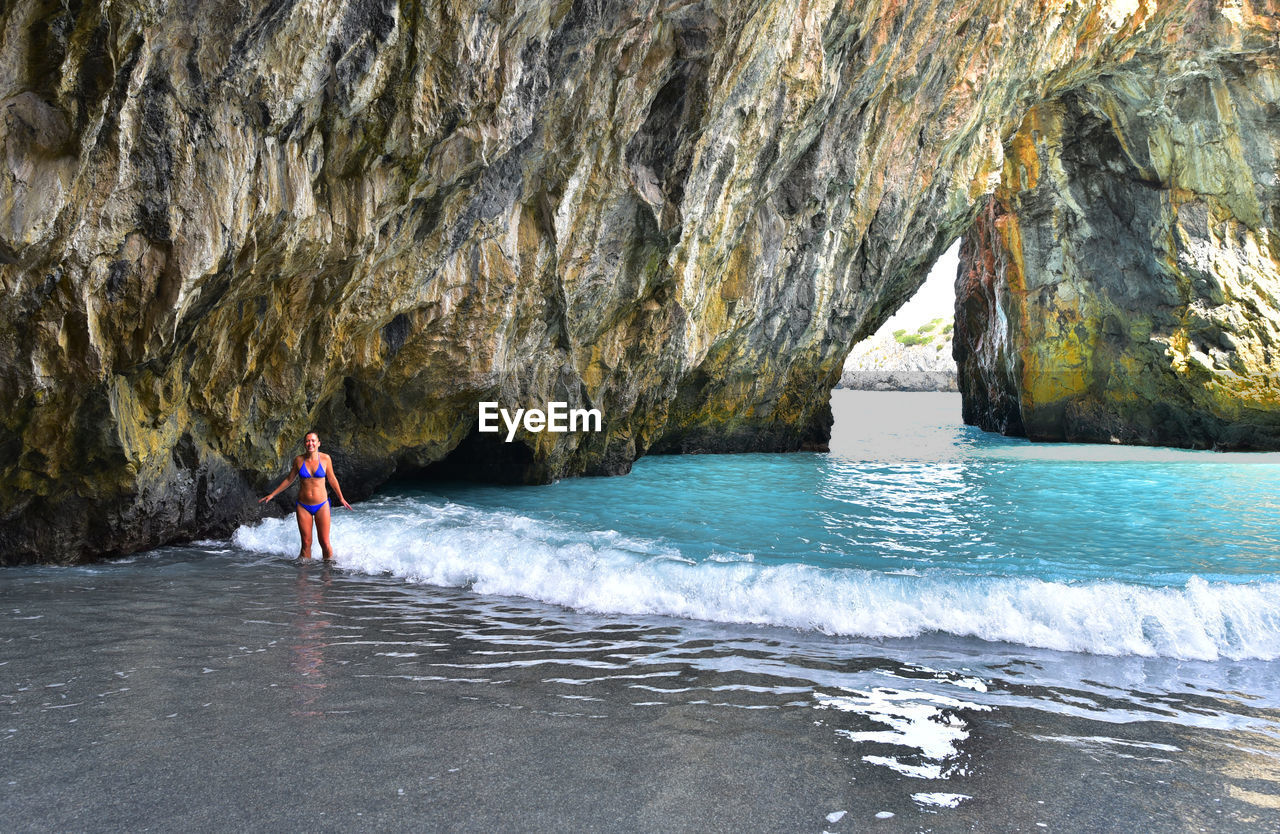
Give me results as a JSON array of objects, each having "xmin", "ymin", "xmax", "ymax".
[{"xmin": 409, "ymin": 427, "xmax": 538, "ymax": 485}]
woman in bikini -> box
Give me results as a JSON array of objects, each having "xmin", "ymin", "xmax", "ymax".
[{"xmin": 259, "ymin": 431, "xmax": 354, "ymax": 560}]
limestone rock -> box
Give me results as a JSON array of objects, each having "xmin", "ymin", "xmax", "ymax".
[
  {"xmin": 956, "ymin": 12, "xmax": 1280, "ymax": 449},
  {"xmin": 840, "ymin": 319, "xmax": 957, "ymax": 392},
  {"xmin": 1, "ymin": 0, "xmax": 1276, "ymax": 562}
]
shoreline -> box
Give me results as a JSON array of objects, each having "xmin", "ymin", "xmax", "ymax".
[{"xmin": 4, "ymin": 548, "xmax": 1277, "ymax": 832}]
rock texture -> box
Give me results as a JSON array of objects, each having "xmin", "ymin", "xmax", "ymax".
[
  {"xmin": 839, "ymin": 318, "xmax": 957, "ymax": 391},
  {"xmin": 956, "ymin": 5, "xmax": 1280, "ymax": 448},
  {"xmin": 2, "ymin": 0, "xmax": 1278, "ymax": 562}
]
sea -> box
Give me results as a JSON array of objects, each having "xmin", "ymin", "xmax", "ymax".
[{"xmin": 4, "ymin": 390, "xmax": 1279, "ymax": 831}]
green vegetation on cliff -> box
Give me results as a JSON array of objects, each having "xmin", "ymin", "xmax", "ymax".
[{"xmin": 892, "ymin": 318, "xmax": 951, "ymax": 347}]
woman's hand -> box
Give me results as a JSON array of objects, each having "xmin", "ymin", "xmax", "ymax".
[
  {"xmin": 340, "ymin": 499, "xmax": 354, "ymax": 511},
  {"xmin": 258, "ymin": 493, "xmax": 274, "ymax": 504}
]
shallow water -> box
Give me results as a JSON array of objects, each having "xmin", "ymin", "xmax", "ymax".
[
  {"xmin": 4, "ymin": 391, "xmax": 1280, "ymax": 831},
  {"xmin": 238, "ymin": 392, "xmax": 1280, "ymax": 660}
]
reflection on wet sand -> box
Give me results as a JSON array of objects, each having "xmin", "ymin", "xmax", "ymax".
[{"xmin": 289, "ymin": 562, "xmax": 332, "ymax": 717}]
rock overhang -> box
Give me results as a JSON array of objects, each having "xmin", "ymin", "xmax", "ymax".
[{"xmin": 1, "ymin": 0, "xmax": 1277, "ymax": 562}]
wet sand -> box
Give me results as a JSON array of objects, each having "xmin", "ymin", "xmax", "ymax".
[{"xmin": 3, "ymin": 549, "xmax": 1279, "ymax": 832}]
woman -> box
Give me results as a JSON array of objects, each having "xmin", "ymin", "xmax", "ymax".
[{"xmin": 260, "ymin": 431, "xmax": 354, "ymax": 561}]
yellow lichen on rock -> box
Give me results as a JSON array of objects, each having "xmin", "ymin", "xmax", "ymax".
[{"xmin": 957, "ymin": 15, "xmax": 1280, "ymax": 448}]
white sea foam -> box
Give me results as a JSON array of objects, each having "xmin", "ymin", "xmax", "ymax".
[
  {"xmin": 818, "ymin": 688, "xmax": 986, "ymax": 779},
  {"xmin": 232, "ymin": 498, "xmax": 1280, "ymax": 662},
  {"xmin": 912, "ymin": 792, "xmax": 971, "ymax": 809}
]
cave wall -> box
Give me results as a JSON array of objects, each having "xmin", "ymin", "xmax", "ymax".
[
  {"xmin": 956, "ymin": 7, "xmax": 1280, "ymax": 448},
  {"xmin": 1, "ymin": 0, "xmax": 1272, "ymax": 562}
]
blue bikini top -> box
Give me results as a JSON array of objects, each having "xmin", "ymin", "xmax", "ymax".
[{"xmin": 299, "ymin": 458, "xmax": 326, "ymax": 479}]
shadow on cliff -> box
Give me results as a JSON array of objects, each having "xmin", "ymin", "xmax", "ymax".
[{"xmin": 399, "ymin": 427, "xmax": 537, "ymax": 485}]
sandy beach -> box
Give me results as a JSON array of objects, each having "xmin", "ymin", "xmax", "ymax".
[{"xmin": 4, "ymin": 548, "xmax": 1277, "ymax": 832}]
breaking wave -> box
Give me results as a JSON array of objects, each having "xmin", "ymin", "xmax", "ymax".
[{"xmin": 232, "ymin": 496, "xmax": 1280, "ymax": 662}]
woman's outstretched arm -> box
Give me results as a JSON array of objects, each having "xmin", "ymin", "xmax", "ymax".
[{"xmin": 259, "ymin": 459, "xmax": 301, "ymax": 504}]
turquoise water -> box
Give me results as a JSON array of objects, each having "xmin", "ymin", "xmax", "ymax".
[
  {"xmin": 233, "ymin": 391, "xmax": 1280, "ymax": 661},
  {"xmin": 7, "ymin": 391, "xmax": 1280, "ymax": 829}
]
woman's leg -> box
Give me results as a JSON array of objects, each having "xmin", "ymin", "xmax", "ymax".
[
  {"xmin": 295, "ymin": 505, "xmax": 314, "ymax": 559},
  {"xmin": 315, "ymin": 502, "xmax": 334, "ymax": 561}
]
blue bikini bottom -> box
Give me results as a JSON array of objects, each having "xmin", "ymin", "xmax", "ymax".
[{"xmin": 297, "ymin": 499, "xmax": 329, "ymax": 514}]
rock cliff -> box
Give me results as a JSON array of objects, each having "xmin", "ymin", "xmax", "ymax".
[
  {"xmin": 2, "ymin": 0, "xmax": 1277, "ymax": 562},
  {"xmin": 956, "ymin": 5, "xmax": 1280, "ymax": 448},
  {"xmin": 839, "ymin": 317, "xmax": 957, "ymax": 391}
]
